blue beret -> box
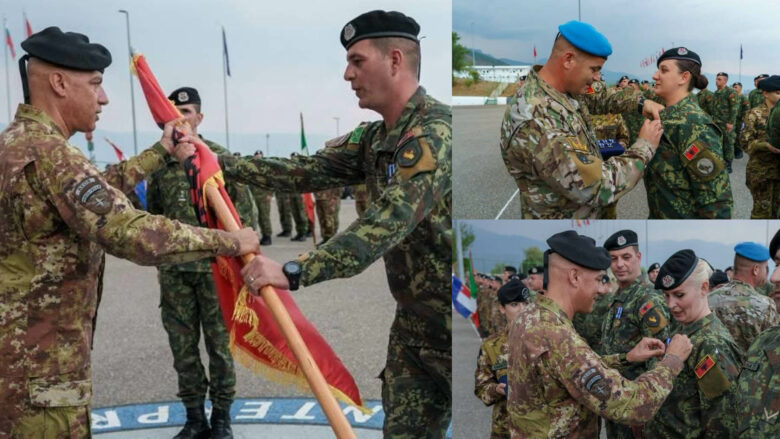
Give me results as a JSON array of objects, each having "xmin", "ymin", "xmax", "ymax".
[
  {"xmin": 656, "ymin": 249, "xmax": 698, "ymax": 290},
  {"xmin": 557, "ymin": 20, "xmax": 612, "ymax": 58},
  {"xmin": 735, "ymin": 242, "xmax": 770, "ymax": 262}
]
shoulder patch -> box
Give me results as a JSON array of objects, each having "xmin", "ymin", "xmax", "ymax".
[
  {"xmin": 641, "ymin": 307, "xmax": 667, "ymax": 334},
  {"xmin": 325, "ymin": 132, "xmax": 351, "ymax": 148},
  {"xmin": 397, "ymin": 141, "xmax": 422, "ymax": 168},
  {"xmin": 349, "ymin": 125, "xmax": 365, "ymax": 144},
  {"xmin": 695, "ymin": 354, "xmax": 716, "ymax": 379},
  {"xmin": 566, "ymin": 136, "xmax": 590, "ymax": 153},
  {"xmin": 580, "ymin": 367, "xmax": 609, "ymax": 401},
  {"xmin": 73, "ymin": 176, "xmax": 112, "ymax": 215},
  {"xmin": 686, "ymin": 148, "xmax": 724, "ymax": 181},
  {"xmin": 394, "ymin": 126, "xmax": 436, "ymax": 181},
  {"xmin": 695, "ymin": 354, "xmax": 732, "ymax": 399},
  {"xmin": 683, "ymin": 143, "xmax": 702, "ymax": 161},
  {"xmin": 638, "ymin": 301, "xmax": 654, "ymax": 316}
]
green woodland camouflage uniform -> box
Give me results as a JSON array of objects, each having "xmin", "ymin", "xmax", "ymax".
[
  {"xmin": 644, "ymin": 93, "xmax": 733, "ymax": 218},
  {"xmin": 507, "ymin": 295, "xmax": 684, "ymax": 438},
  {"xmin": 474, "ymin": 330, "xmax": 509, "ymax": 439},
  {"xmin": 645, "ymin": 313, "xmax": 743, "ymax": 439},
  {"xmin": 767, "ymin": 101, "xmax": 780, "ymax": 164},
  {"xmin": 147, "ymin": 138, "xmax": 258, "ymax": 412},
  {"xmin": 735, "ymin": 325, "xmax": 780, "ymax": 437},
  {"xmin": 711, "ymin": 86, "xmax": 739, "ymax": 162},
  {"xmin": 698, "ymin": 88, "xmax": 715, "ymax": 115},
  {"xmin": 500, "ymin": 67, "xmax": 653, "ymax": 219},
  {"xmin": 573, "ymin": 291, "xmax": 615, "ymax": 354},
  {"xmin": 353, "ymin": 183, "xmax": 369, "ymax": 216},
  {"xmin": 735, "ymin": 93, "xmax": 750, "ymax": 153},
  {"xmin": 748, "ymin": 87, "xmax": 765, "ymax": 109},
  {"xmin": 707, "ymin": 279, "xmax": 778, "ymax": 353},
  {"xmin": 591, "ymin": 105, "xmax": 630, "ymax": 220},
  {"xmin": 314, "ymin": 187, "xmax": 341, "ymax": 241},
  {"xmin": 622, "ymin": 109, "xmax": 645, "ymax": 147},
  {"xmin": 600, "ymin": 277, "xmax": 670, "ymax": 439},
  {"xmin": 219, "ymin": 87, "xmax": 452, "ymax": 438},
  {"xmin": 250, "ymin": 186, "xmax": 273, "ymax": 238},
  {"xmin": 0, "ymin": 104, "xmax": 243, "ymax": 437},
  {"xmin": 741, "ymin": 104, "xmax": 780, "ymax": 218},
  {"xmin": 276, "ymin": 192, "xmax": 308, "ymax": 236}
]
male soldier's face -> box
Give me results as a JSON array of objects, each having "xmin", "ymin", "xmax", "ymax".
[
  {"xmin": 771, "ymin": 251, "xmax": 780, "ymax": 309},
  {"xmin": 663, "ymin": 277, "xmax": 708, "ymax": 324},
  {"xmin": 566, "ymin": 51, "xmax": 604, "ymax": 95},
  {"xmin": 716, "ymin": 75, "xmax": 727, "ymax": 89},
  {"xmin": 66, "ymin": 70, "xmax": 109, "ymax": 133},
  {"xmin": 529, "ymin": 274, "xmax": 543, "ymax": 291},
  {"xmin": 618, "ymin": 78, "xmax": 628, "ymax": 88},
  {"xmin": 609, "ymin": 247, "xmax": 641, "ymax": 286},
  {"xmin": 502, "ymin": 271, "xmax": 512, "ymax": 283},
  {"xmin": 765, "ymin": 90, "xmax": 780, "ymax": 107},
  {"xmin": 576, "ymin": 268, "xmax": 605, "ymax": 313},
  {"xmin": 641, "ymin": 83, "xmax": 649, "ymax": 91},
  {"xmin": 733, "ymin": 84, "xmax": 742, "ymax": 94},
  {"xmin": 344, "ymin": 39, "xmax": 392, "ymax": 111},
  {"xmin": 176, "ymin": 103, "xmax": 204, "ymax": 132},
  {"xmin": 500, "ymin": 301, "xmax": 526, "ymax": 324},
  {"xmin": 648, "ymin": 268, "xmax": 659, "ymax": 283}
]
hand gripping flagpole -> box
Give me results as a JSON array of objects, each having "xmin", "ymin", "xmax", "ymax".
[{"xmin": 203, "ymin": 184, "xmax": 356, "ymax": 439}]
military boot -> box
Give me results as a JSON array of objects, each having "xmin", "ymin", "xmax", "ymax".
[
  {"xmin": 210, "ymin": 408, "xmax": 233, "ymax": 439},
  {"xmin": 276, "ymin": 230, "xmax": 291, "ymax": 237},
  {"xmin": 260, "ymin": 235, "xmax": 272, "ymax": 246},
  {"xmin": 173, "ymin": 406, "xmax": 210, "ymax": 439}
]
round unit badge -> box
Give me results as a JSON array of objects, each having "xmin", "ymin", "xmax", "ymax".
[
  {"xmin": 617, "ymin": 235, "xmax": 627, "ymax": 246},
  {"xmin": 662, "ymin": 275, "xmax": 674, "ymax": 288},
  {"xmin": 343, "ymin": 23, "xmax": 356, "ymax": 41}
]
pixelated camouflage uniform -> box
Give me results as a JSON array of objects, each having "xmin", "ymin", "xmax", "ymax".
[
  {"xmin": 735, "ymin": 93, "xmax": 750, "ymax": 153},
  {"xmin": 735, "ymin": 325, "xmax": 780, "ymax": 437},
  {"xmin": 0, "ymin": 104, "xmax": 242, "ymax": 437},
  {"xmin": 477, "ymin": 285, "xmax": 496, "ymax": 338},
  {"xmin": 741, "ymin": 103, "xmax": 780, "ymax": 218},
  {"xmin": 644, "ymin": 313, "xmax": 743, "ymax": 438},
  {"xmin": 353, "ymin": 183, "xmax": 369, "ymax": 216},
  {"xmin": 500, "ymin": 66, "xmax": 653, "ymax": 219},
  {"xmin": 600, "ymin": 277, "xmax": 670, "ymax": 439},
  {"xmin": 147, "ymin": 138, "xmax": 258, "ymax": 412},
  {"xmin": 644, "ymin": 93, "xmax": 733, "ymax": 218},
  {"xmin": 276, "ymin": 192, "xmax": 308, "ymax": 235},
  {"xmin": 475, "ymin": 330, "xmax": 509, "ymax": 439},
  {"xmin": 314, "ymin": 187, "xmax": 341, "ymax": 241},
  {"xmin": 250, "ymin": 186, "xmax": 273, "ymax": 238},
  {"xmin": 697, "ymin": 88, "xmax": 715, "ymax": 115},
  {"xmin": 573, "ymin": 291, "xmax": 615, "ymax": 354},
  {"xmin": 507, "ymin": 294, "xmax": 684, "ymax": 438},
  {"xmin": 711, "ymin": 86, "xmax": 739, "ymax": 162},
  {"xmin": 591, "ymin": 105, "xmax": 630, "ymax": 219},
  {"xmin": 767, "ymin": 101, "xmax": 780, "ymax": 166},
  {"xmin": 707, "ymin": 279, "xmax": 778, "ymax": 353},
  {"xmin": 748, "ymin": 87, "xmax": 765, "ymax": 109},
  {"xmin": 219, "ymin": 87, "xmax": 452, "ymax": 438}
]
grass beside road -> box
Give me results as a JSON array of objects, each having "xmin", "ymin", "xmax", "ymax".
[{"xmin": 452, "ymin": 78, "xmax": 500, "ymax": 96}]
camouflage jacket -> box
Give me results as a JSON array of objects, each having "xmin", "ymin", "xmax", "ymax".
[
  {"xmin": 573, "ymin": 291, "xmax": 615, "ymax": 354},
  {"xmin": 708, "ymin": 279, "xmax": 778, "ymax": 353},
  {"xmin": 592, "ymin": 113, "xmax": 630, "ymax": 147},
  {"xmin": 500, "ymin": 66, "xmax": 653, "ymax": 219},
  {"xmin": 711, "ymin": 86, "xmax": 739, "ymax": 126},
  {"xmin": 475, "ymin": 330, "xmax": 509, "ymax": 439},
  {"xmin": 736, "ymin": 94, "xmax": 750, "ymax": 130},
  {"xmin": 600, "ymin": 277, "xmax": 670, "ymax": 379},
  {"xmin": 741, "ymin": 104, "xmax": 780, "ymax": 185},
  {"xmin": 767, "ymin": 100, "xmax": 780, "ymax": 148},
  {"xmin": 748, "ymin": 88, "xmax": 765, "ymax": 109},
  {"xmin": 314, "ymin": 187, "xmax": 342, "ymax": 201},
  {"xmin": 477, "ymin": 285, "xmax": 497, "ymax": 337},
  {"xmin": 147, "ymin": 137, "xmax": 258, "ymax": 273},
  {"xmin": 644, "ymin": 93, "xmax": 733, "ymax": 218},
  {"xmin": 219, "ymin": 87, "xmax": 452, "ymax": 349},
  {"xmin": 507, "ymin": 294, "xmax": 683, "ymax": 438},
  {"xmin": 0, "ymin": 105, "xmax": 240, "ymax": 431},
  {"xmin": 645, "ymin": 313, "xmax": 743, "ymax": 439},
  {"xmin": 736, "ymin": 325, "xmax": 780, "ymax": 438},
  {"xmin": 698, "ymin": 89, "xmax": 715, "ymax": 115}
]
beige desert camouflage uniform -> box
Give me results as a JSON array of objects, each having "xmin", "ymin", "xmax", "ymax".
[
  {"xmin": 707, "ymin": 279, "xmax": 778, "ymax": 353},
  {"xmin": 741, "ymin": 104, "xmax": 780, "ymax": 218},
  {"xmin": 475, "ymin": 330, "xmax": 510, "ymax": 439}
]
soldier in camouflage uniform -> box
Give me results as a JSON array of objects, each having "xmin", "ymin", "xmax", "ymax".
[
  {"xmin": 573, "ymin": 271, "xmax": 616, "ymax": 353},
  {"xmin": 590, "ymin": 79, "xmax": 630, "ymax": 219},
  {"xmin": 314, "ymin": 186, "xmax": 341, "ymax": 243},
  {"xmin": 475, "ymin": 279, "xmax": 530, "ymax": 439},
  {"xmin": 599, "ymin": 230, "xmax": 671, "ymax": 439},
  {"xmin": 735, "ymin": 325, "xmax": 780, "ymax": 438},
  {"xmin": 712, "ymin": 72, "xmax": 739, "ymax": 171},
  {"xmin": 508, "ymin": 231, "xmax": 692, "ymax": 437},
  {"xmin": 275, "ymin": 191, "xmax": 292, "ymax": 236},
  {"xmin": 499, "ymin": 21, "xmax": 665, "ymax": 219},
  {"xmin": 147, "ymin": 87, "xmax": 260, "ymax": 439},
  {"xmin": 646, "ymin": 250, "xmax": 744, "ymax": 438},
  {"xmin": 622, "ymin": 79, "xmax": 646, "ymax": 146},
  {"xmin": 488, "ymin": 276, "xmax": 507, "ymax": 335},
  {"xmin": 213, "ymin": 11, "xmax": 452, "ymax": 438},
  {"xmin": 697, "ymin": 85, "xmax": 715, "ymax": 115},
  {"xmin": 645, "ymin": 48, "xmax": 733, "ymax": 218},
  {"xmin": 748, "ymin": 74, "xmax": 769, "ymax": 109},
  {"xmin": 251, "ymin": 151, "xmax": 273, "ymax": 245},
  {"xmin": 476, "ymin": 275, "xmax": 497, "ymax": 338},
  {"xmin": 353, "ymin": 183, "xmax": 369, "ymax": 216},
  {"xmin": 708, "ymin": 242, "xmax": 778, "ymax": 353},
  {"xmin": 0, "ymin": 28, "xmax": 259, "ymax": 438},
  {"xmin": 733, "ymin": 82, "xmax": 749, "ymax": 158},
  {"xmin": 741, "ymin": 75, "xmax": 780, "ymax": 218}
]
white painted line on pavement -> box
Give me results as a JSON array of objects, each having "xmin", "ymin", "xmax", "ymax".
[{"xmin": 495, "ymin": 189, "xmax": 519, "ymax": 220}]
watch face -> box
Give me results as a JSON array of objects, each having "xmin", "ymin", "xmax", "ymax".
[{"xmin": 284, "ymin": 261, "xmax": 301, "ymax": 275}]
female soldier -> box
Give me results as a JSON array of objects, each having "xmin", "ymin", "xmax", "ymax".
[
  {"xmin": 645, "ymin": 250, "xmax": 743, "ymax": 438},
  {"xmin": 644, "ymin": 48, "xmax": 733, "ymax": 218}
]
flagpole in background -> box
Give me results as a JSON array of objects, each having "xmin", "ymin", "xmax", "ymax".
[
  {"xmin": 118, "ymin": 10, "xmax": 138, "ymax": 156},
  {"xmin": 739, "ymin": 44, "xmax": 743, "ymax": 85},
  {"xmin": 23, "ymin": 11, "xmax": 32, "ymax": 38},
  {"xmin": 222, "ymin": 26, "xmax": 231, "ymax": 151},
  {"xmin": 455, "ymin": 220, "xmax": 465, "ymax": 281},
  {"xmin": 3, "ymin": 17, "xmax": 12, "ymax": 122}
]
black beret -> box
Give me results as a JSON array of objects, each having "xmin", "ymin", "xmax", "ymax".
[
  {"xmin": 717, "ymin": 72, "xmax": 729, "ymax": 78},
  {"xmin": 619, "ymin": 75, "xmax": 629, "ymax": 81},
  {"xmin": 641, "ymin": 80, "xmax": 649, "ymax": 84},
  {"xmin": 648, "ymin": 262, "xmax": 660, "ymax": 272},
  {"xmin": 21, "ymin": 26, "xmax": 111, "ymax": 72},
  {"xmin": 504, "ymin": 266, "xmax": 517, "ymax": 273},
  {"xmin": 628, "ymin": 78, "xmax": 639, "ymax": 85},
  {"xmin": 756, "ymin": 74, "xmax": 769, "ymax": 81},
  {"xmin": 340, "ymin": 10, "xmax": 420, "ymax": 50},
  {"xmin": 497, "ymin": 279, "xmax": 531, "ymax": 305},
  {"xmin": 529, "ymin": 266, "xmax": 545, "ymax": 275},
  {"xmin": 725, "ymin": 266, "xmax": 733, "ymax": 272},
  {"xmin": 655, "ymin": 249, "xmax": 698, "ymax": 290},
  {"xmin": 708, "ymin": 270, "xmax": 729, "ymax": 289},
  {"xmin": 547, "ymin": 230, "xmax": 610, "ymax": 270},
  {"xmin": 732, "ymin": 82, "xmax": 742, "ymax": 87},
  {"xmin": 168, "ymin": 87, "xmax": 201, "ymax": 106},
  {"xmin": 604, "ymin": 229, "xmax": 638, "ymax": 251},
  {"xmin": 657, "ymin": 47, "xmax": 700, "ymax": 67},
  {"xmin": 516, "ymin": 272, "xmax": 528, "ymax": 281},
  {"xmin": 770, "ymin": 229, "xmax": 780, "ymax": 260},
  {"xmin": 758, "ymin": 75, "xmax": 780, "ymax": 92}
]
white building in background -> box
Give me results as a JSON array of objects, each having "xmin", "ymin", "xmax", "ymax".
[{"xmin": 454, "ymin": 65, "xmax": 531, "ymax": 82}]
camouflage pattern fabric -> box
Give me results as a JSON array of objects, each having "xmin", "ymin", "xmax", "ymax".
[
  {"xmin": 572, "ymin": 291, "xmax": 615, "ymax": 354},
  {"xmin": 476, "ymin": 285, "xmax": 496, "ymax": 338},
  {"xmin": 711, "ymin": 86, "xmax": 739, "ymax": 162},
  {"xmin": 507, "ymin": 294, "xmax": 683, "ymax": 438},
  {"xmin": 767, "ymin": 100, "xmax": 780, "ymax": 153},
  {"xmin": 489, "ymin": 297, "xmax": 507, "ymax": 337},
  {"xmin": 735, "ymin": 93, "xmax": 750, "ymax": 152},
  {"xmin": 0, "ymin": 104, "xmax": 241, "ymax": 435},
  {"xmin": 735, "ymin": 325, "xmax": 780, "ymax": 437},
  {"xmin": 748, "ymin": 87, "xmax": 765, "ymax": 109},
  {"xmin": 707, "ymin": 279, "xmax": 778, "ymax": 353},
  {"xmin": 275, "ymin": 191, "xmax": 292, "ymax": 233},
  {"xmin": 289, "ymin": 192, "xmax": 310, "ymax": 235},
  {"xmin": 9, "ymin": 405, "xmax": 91, "ymax": 439},
  {"xmin": 219, "ymin": 87, "xmax": 452, "ymax": 436},
  {"xmin": 250, "ymin": 186, "xmax": 273, "ymax": 237},
  {"xmin": 697, "ymin": 89, "xmax": 714, "ymax": 115},
  {"xmin": 622, "ymin": 111, "xmax": 646, "ymax": 147},
  {"xmin": 353, "ymin": 183, "xmax": 369, "ymax": 216},
  {"xmin": 314, "ymin": 187, "xmax": 341, "ymax": 240},
  {"xmin": 500, "ymin": 67, "xmax": 653, "ymax": 219},
  {"xmin": 742, "ymin": 104, "xmax": 780, "ymax": 218},
  {"xmin": 644, "ymin": 93, "xmax": 733, "ymax": 218},
  {"xmin": 474, "ymin": 330, "xmax": 509, "ymax": 439},
  {"xmin": 644, "ymin": 313, "xmax": 743, "ymax": 438},
  {"xmin": 592, "ymin": 113, "xmax": 630, "ymax": 147}
]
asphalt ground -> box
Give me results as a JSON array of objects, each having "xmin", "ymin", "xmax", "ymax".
[
  {"xmin": 453, "ymin": 105, "xmax": 753, "ymax": 219},
  {"xmin": 91, "ymin": 198, "xmax": 396, "ymax": 437}
]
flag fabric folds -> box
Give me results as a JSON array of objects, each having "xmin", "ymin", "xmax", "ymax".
[
  {"xmin": 4, "ymin": 24, "xmax": 15, "ymax": 60},
  {"xmin": 299, "ymin": 113, "xmax": 316, "ymax": 228},
  {"xmin": 105, "ymin": 137, "xmax": 126, "ymax": 161},
  {"xmin": 104, "ymin": 136, "xmax": 148, "ymax": 209},
  {"xmin": 452, "ymin": 274, "xmax": 478, "ymax": 326},
  {"xmin": 131, "ymin": 53, "xmax": 364, "ymax": 410},
  {"xmin": 222, "ymin": 26, "xmax": 231, "ymax": 77},
  {"xmin": 24, "ymin": 13, "xmax": 32, "ymax": 38}
]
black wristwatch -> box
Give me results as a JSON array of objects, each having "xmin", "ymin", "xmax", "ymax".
[
  {"xmin": 282, "ymin": 261, "xmax": 302, "ymax": 291},
  {"xmin": 637, "ymin": 96, "xmax": 646, "ymax": 114}
]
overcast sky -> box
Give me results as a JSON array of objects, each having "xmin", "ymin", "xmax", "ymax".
[
  {"xmin": 1, "ymin": 0, "xmax": 450, "ymax": 157},
  {"xmin": 453, "ymin": 0, "xmax": 778, "ymax": 90}
]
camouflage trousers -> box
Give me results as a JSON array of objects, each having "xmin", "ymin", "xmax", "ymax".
[
  {"xmin": 747, "ymin": 179, "xmax": 780, "ymax": 219},
  {"xmin": 605, "ymin": 420, "xmax": 636, "ymax": 439},
  {"xmin": 315, "ymin": 189, "xmax": 341, "ymax": 240},
  {"xmin": 253, "ymin": 190, "xmax": 273, "ymax": 237},
  {"xmin": 159, "ymin": 270, "xmax": 236, "ymax": 410},
  {"xmin": 353, "ymin": 184, "xmax": 369, "ymax": 217},
  {"xmin": 9, "ymin": 406, "xmax": 90, "ymax": 439},
  {"xmin": 380, "ymin": 333, "xmax": 452, "ymax": 439},
  {"xmin": 276, "ymin": 193, "xmax": 308, "ymax": 235},
  {"xmin": 716, "ymin": 122, "xmax": 736, "ymax": 162}
]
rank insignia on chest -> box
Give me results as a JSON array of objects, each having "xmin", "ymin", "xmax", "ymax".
[
  {"xmin": 615, "ymin": 306, "xmax": 623, "ymax": 319},
  {"xmin": 684, "ymin": 143, "xmax": 701, "ymax": 160},
  {"xmin": 695, "ymin": 354, "xmax": 716, "ymax": 379},
  {"xmin": 387, "ymin": 163, "xmax": 396, "ymax": 182}
]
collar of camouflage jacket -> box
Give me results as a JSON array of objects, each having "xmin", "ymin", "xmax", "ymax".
[
  {"xmin": 527, "ymin": 66, "xmax": 580, "ymax": 117},
  {"xmin": 16, "ymin": 103, "xmax": 66, "ymax": 138},
  {"xmin": 372, "ymin": 86, "xmax": 428, "ymax": 154},
  {"xmin": 534, "ymin": 294, "xmax": 574, "ymax": 326},
  {"xmin": 680, "ymin": 311, "xmax": 716, "ymax": 336},
  {"xmin": 613, "ymin": 275, "xmax": 647, "ymax": 303}
]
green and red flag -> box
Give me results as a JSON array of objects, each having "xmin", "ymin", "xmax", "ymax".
[
  {"xmin": 4, "ymin": 23, "xmax": 15, "ymax": 60},
  {"xmin": 299, "ymin": 112, "xmax": 316, "ymax": 232},
  {"xmin": 464, "ymin": 253, "xmax": 480, "ymax": 328},
  {"xmin": 131, "ymin": 53, "xmax": 365, "ymax": 410}
]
